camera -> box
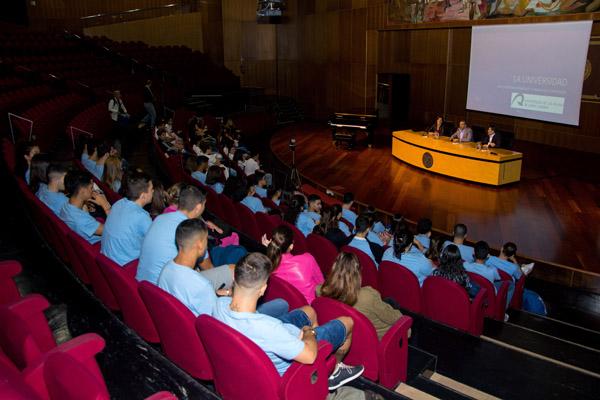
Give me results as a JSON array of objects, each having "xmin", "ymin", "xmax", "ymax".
[{"xmin": 288, "ymin": 137, "xmax": 296, "ymax": 150}]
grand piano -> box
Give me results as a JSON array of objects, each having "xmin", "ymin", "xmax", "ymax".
[{"xmin": 328, "ymin": 110, "xmax": 377, "ymax": 149}]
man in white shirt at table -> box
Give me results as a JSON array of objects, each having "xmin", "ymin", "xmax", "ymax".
[{"xmin": 450, "ymin": 121, "xmax": 473, "ymax": 143}]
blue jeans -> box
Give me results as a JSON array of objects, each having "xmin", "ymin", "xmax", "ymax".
[
  {"xmin": 257, "ymin": 299, "xmax": 289, "ymax": 318},
  {"xmin": 210, "ymin": 245, "xmax": 247, "ymax": 266},
  {"xmin": 494, "ymin": 280, "xmax": 515, "ymax": 308},
  {"xmin": 278, "ymin": 309, "xmax": 346, "ymax": 350}
]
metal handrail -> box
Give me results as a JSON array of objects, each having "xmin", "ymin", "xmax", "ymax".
[
  {"xmin": 80, "ymin": 2, "xmax": 192, "ymax": 28},
  {"xmin": 8, "ymin": 113, "xmax": 33, "ymax": 143},
  {"xmin": 69, "ymin": 126, "xmax": 94, "ymax": 149}
]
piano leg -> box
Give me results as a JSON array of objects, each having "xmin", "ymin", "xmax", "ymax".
[{"xmin": 367, "ymin": 129, "xmax": 373, "ymax": 148}]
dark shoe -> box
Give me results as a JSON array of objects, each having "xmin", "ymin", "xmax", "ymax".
[{"xmin": 328, "ymin": 362, "xmax": 365, "ymax": 390}]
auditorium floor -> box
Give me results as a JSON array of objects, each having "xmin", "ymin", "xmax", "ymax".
[{"xmin": 270, "ymin": 123, "xmax": 600, "ymax": 282}]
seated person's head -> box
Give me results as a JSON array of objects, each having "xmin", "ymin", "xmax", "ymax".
[
  {"xmin": 177, "ymin": 185, "xmax": 206, "ymax": 218},
  {"xmin": 64, "ymin": 170, "xmax": 94, "ymax": 201},
  {"xmin": 21, "ymin": 142, "xmax": 40, "ymax": 165},
  {"xmin": 149, "ymin": 180, "xmax": 168, "ymax": 217},
  {"xmin": 29, "ymin": 154, "xmax": 50, "ymax": 191},
  {"xmin": 307, "ymin": 194, "xmax": 322, "ymax": 213},
  {"xmin": 331, "ymin": 204, "xmax": 342, "ymax": 220},
  {"xmin": 473, "ymin": 241, "xmax": 490, "ymax": 262},
  {"xmin": 102, "ymin": 155, "xmax": 122, "ymax": 185},
  {"xmin": 166, "ymin": 182, "xmax": 186, "ymax": 208},
  {"xmin": 391, "ymin": 213, "xmax": 406, "ymax": 234},
  {"xmin": 453, "ymin": 223, "xmax": 467, "ymax": 240},
  {"xmin": 175, "ymin": 218, "xmax": 208, "ymax": 260},
  {"xmin": 501, "ymin": 242, "xmax": 517, "ymax": 258},
  {"xmin": 354, "ymin": 214, "xmax": 371, "ymax": 235},
  {"xmin": 47, "ymin": 163, "xmax": 68, "ymax": 191},
  {"xmin": 196, "ymin": 156, "xmax": 209, "ymax": 172},
  {"xmin": 439, "ymin": 244, "xmax": 463, "ymax": 272},
  {"xmin": 343, "ymin": 192, "xmax": 354, "ymax": 206},
  {"xmin": 425, "ymin": 237, "xmax": 443, "ymax": 261},
  {"xmin": 321, "ymin": 252, "xmax": 361, "ymax": 306},
  {"xmin": 205, "ymin": 165, "xmax": 223, "ymax": 185},
  {"xmin": 487, "ymin": 125, "xmax": 496, "ymax": 136},
  {"xmin": 417, "ymin": 218, "xmax": 433, "ymax": 237},
  {"xmin": 233, "ymin": 253, "xmax": 273, "ymax": 298},
  {"xmin": 254, "ymin": 171, "xmax": 267, "ymax": 188},
  {"xmin": 393, "ymin": 229, "xmax": 414, "ymax": 257},
  {"xmin": 459, "ymin": 120, "xmax": 466, "ymax": 129},
  {"xmin": 125, "ymin": 171, "xmax": 153, "ymax": 206},
  {"xmin": 246, "ymin": 183, "xmax": 256, "ymax": 197},
  {"xmin": 266, "ymin": 225, "xmax": 294, "ymax": 269}
]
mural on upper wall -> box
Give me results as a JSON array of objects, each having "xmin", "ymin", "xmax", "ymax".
[{"xmin": 388, "ymin": 0, "xmax": 600, "ymax": 23}]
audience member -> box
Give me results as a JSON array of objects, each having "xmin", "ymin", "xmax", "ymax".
[
  {"xmin": 149, "ymin": 180, "xmax": 168, "ymax": 219},
  {"xmin": 59, "ymin": 170, "xmax": 111, "ymax": 244},
  {"xmin": 297, "ymin": 194, "xmax": 322, "ymax": 236},
  {"xmin": 313, "ymin": 206, "xmax": 348, "ymax": 249},
  {"xmin": 443, "ymin": 224, "xmax": 475, "ymax": 262},
  {"xmin": 36, "ymin": 163, "xmax": 68, "ymax": 216},
  {"xmin": 254, "ymin": 171, "xmax": 269, "ymax": 198},
  {"xmin": 347, "ymin": 215, "xmax": 381, "ymax": 266},
  {"xmin": 240, "ymin": 183, "xmax": 267, "ymax": 214},
  {"xmin": 206, "ymin": 165, "xmax": 225, "ymax": 194},
  {"xmin": 382, "ymin": 230, "xmax": 433, "ymax": 286},
  {"xmin": 414, "ymin": 218, "xmax": 433, "ymax": 252},
  {"xmin": 320, "ymin": 252, "xmax": 404, "ymax": 340},
  {"xmin": 28, "ymin": 154, "xmax": 50, "ymax": 193},
  {"xmin": 102, "ymin": 155, "xmax": 122, "ymax": 193},
  {"xmin": 212, "ymin": 253, "xmax": 364, "ymax": 389},
  {"xmin": 164, "ymin": 182, "xmax": 186, "ymax": 213},
  {"xmin": 243, "ymin": 152, "xmax": 261, "ymax": 176},
  {"xmin": 101, "ymin": 171, "xmax": 153, "ymax": 266},
  {"xmin": 332, "ymin": 204, "xmax": 351, "ymax": 236},
  {"xmin": 283, "ymin": 194, "xmax": 305, "ymax": 226},
  {"xmin": 81, "ymin": 142, "xmax": 110, "ymax": 180},
  {"xmin": 191, "ymin": 155, "xmax": 209, "ymax": 185},
  {"xmin": 20, "ymin": 142, "xmax": 40, "ymax": 184},
  {"xmin": 341, "ymin": 192, "xmax": 358, "ymax": 227},
  {"xmin": 432, "ymin": 245, "xmax": 479, "ymax": 298},
  {"xmin": 486, "ymin": 242, "xmax": 535, "ymax": 280},
  {"xmin": 264, "ymin": 225, "xmax": 324, "ymax": 303}
]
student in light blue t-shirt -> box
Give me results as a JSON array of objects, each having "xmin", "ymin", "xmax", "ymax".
[
  {"xmin": 101, "ymin": 171, "xmax": 154, "ymax": 266},
  {"xmin": 412, "ymin": 218, "xmax": 433, "ymax": 253},
  {"xmin": 36, "ymin": 163, "xmax": 68, "ymax": 216},
  {"xmin": 212, "ymin": 252, "xmax": 364, "ymax": 390},
  {"xmin": 341, "ymin": 192, "xmax": 357, "ymax": 228},
  {"xmin": 206, "ymin": 165, "xmax": 225, "ymax": 194},
  {"xmin": 240, "ymin": 184, "xmax": 267, "ymax": 214},
  {"xmin": 347, "ymin": 215, "xmax": 379, "ymax": 266},
  {"xmin": 296, "ymin": 194, "xmax": 322, "ymax": 237},
  {"xmin": 191, "ymin": 155, "xmax": 209, "ymax": 186},
  {"xmin": 253, "ymin": 171, "xmax": 269, "ymax": 198},
  {"xmin": 382, "ymin": 230, "xmax": 433, "ymax": 286},
  {"xmin": 59, "ymin": 170, "xmax": 112, "ymax": 245},
  {"xmin": 442, "ymin": 223, "xmax": 475, "ymax": 262},
  {"xmin": 485, "ymin": 242, "xmax": 523, "ymax": 281},
  {"xmin": 81, "ymin": 142, "xmax": 109, "ymax": 180},
  {"xmin": 463, "ymin": 241, "xmax": 514, "ymax": 308}
]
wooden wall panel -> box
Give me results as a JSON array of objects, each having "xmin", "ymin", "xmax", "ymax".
[{"xmin": 84, "ymin": 13, "xmax": 204, "ymax": 51}]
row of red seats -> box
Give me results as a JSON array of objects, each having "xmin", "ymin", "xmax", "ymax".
[
  {"xmin": 0, "ymin": 261, "xmax": 176, "ymax": 400},
  {"xmin": 0, "ymin": 85, "xmax": 54, "ymax": 116}
]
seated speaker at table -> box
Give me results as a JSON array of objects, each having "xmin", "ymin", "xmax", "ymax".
[
  {"xmin": 450, "ymin": 121, "xmax": 473, "ymax": 143},
  {"xmin": 484, "ymin": 125, "xmax": 501, "ymax": 149},
  {"xmin": 428, "ymin": 116, "xmax": 451, "ymax": 137}
]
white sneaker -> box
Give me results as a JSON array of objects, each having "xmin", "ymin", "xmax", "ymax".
[
  {"xmin": 504, "ymin": 313, "xmax": 510, "ymax": 322},
  {"xmin": 521, "ymin": 263, "xmax": 535, "ymax": 275}
]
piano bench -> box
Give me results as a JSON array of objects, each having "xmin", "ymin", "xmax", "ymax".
[{"xmin": 334, "ymin": 132, "xmax": 356, "ymax": 149}]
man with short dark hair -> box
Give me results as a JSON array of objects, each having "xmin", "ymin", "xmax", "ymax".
[
  {"xmin": 450, "ymin": 120, "xmax": 473, "ymax": 142},
  {"xmin": 59, "ymin": 170, "xmax": 111, "ymax": 244},
  {"xmin": 347, "ymin": 215, "xmax": 379, "ymax": 266},
  {"xmin": 341, "ymin": 192, "xmax": 357, "ymax": 227},
  {"xmin": 485, "ymin": 125, "xmax": 501, "ymax": 149},
  {"xmin": 101, "ymin": 171, "xmax": 154, "ymax": 266},
  {"xmin": 36, "ymin": 163, "xmax": 68, "ymax": 215},
  {"xmin": 213, "ymin": 252, "xmax": 364, "ymax": 390},
  {"xmin": 191, "ymin": 155, "xmax": 209, "ymax": 185},
  {"xmin": 413, "ymin": 218, "xmax": 433, "ymax": 252},
  {"xmin": 253, "ymin": 171, "xmax": 268, "ymax": 198},
  {"xmin": 240, "ymin": 183, "xmax": 267, "ymax": 214},
  {"xmin": 296, "ymin": 194, "xmax": 322, "ymax": 236},
  {"xmin": 486, "ymin": 242, "xmax": 535, "ymax": 280},
  {"xmin": 443, "ymin": 223, "xmax": 475, "ymax": 262}
]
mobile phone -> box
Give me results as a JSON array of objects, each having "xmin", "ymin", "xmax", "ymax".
[{"xmin": 218, "ymin": 283, "xmax": 226, "ymax": 290}]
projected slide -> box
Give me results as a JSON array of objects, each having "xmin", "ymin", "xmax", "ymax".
[{"xmin": 466, "ymin": 21, "xmax": 592, "ymax": 126}]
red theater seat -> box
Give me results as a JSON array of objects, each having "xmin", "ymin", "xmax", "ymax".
[
  {"xmin": 263, "ymin": 275, "xmax": 308, "ymax": 311},
  {"xmin": 341, "ymin": 246, "xmax": 379, "ymax": 290},
  {"xmin": 306, "ymin": 234, "xmax": 338, "ymax": 278},
  {"xmin": 378, "ymin": 261, "xmax": 422, "ymax": 313},
  {"xmin": 467, "ymin": 272, "xmax": 509, "ymax": 321},
  {"xmin": 0, "ymin": 260, "xmax": 22, "ymax": 305}
]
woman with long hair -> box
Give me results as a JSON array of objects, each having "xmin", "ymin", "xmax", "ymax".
[
  {"xmin": 382, "ymin": 229, "xmax": 433, "ymax": 286},
  {"xmin": 264, "ymin": 225, "xmax": 324, "ymax": 303},
  {"xmin": 28, "ymin": 153, "xmax": 50, "ymax": 194},
  {"xmin": 320, "ymin": 252, "xmax": 404, "ymax": 340},
  {"xmin": 162, "ymin": 182, "xmax": 186, "ymax": 214},
  {"xmin": 19, "ymin": 142, "xmax": 40, "ymax": 184},
  {"xmin": 102, "ymin": 155, "xmax": 123, "ymax": 193},
  {"xmin": 433, "ymin": 244, "xmax": 480, "ymax": 297},
  {"xmin": 283, "ymin": 194, "xmax": 306, "ymax": 225},
  {"xmin": 313, "ymin": 205, "xmax": 348, "ymax": 249}
]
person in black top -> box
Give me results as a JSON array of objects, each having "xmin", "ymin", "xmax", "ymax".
[
  {"xmin": 140, "ymin": 80, "xmax": 156, "ymax": 129},
  {"xmin": 429, "ymin": 116, "xmax": 449, "ymax": 137}
]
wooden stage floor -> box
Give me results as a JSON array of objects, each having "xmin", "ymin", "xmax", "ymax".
[{"xmin": 270, "ymin": 123, "xmax": 600, "ymax": 278}]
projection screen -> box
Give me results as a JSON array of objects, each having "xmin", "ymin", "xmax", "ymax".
[{"xmin": 466, "ymin": 21, "xmax": 592, "ymax": 126}]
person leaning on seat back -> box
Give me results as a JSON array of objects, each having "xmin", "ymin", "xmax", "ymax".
[{"xmin": 432, "ymin": 244, "xmax": 480, "ymax": 298}]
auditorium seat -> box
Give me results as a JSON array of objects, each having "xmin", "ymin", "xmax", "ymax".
[
  {"xmin": 0, "ymin": 260, "xmax": 22, "ymax": 305},
  {"xmin": 196, "ymin": 314, "xmax": 334, "ymax": 400},
  {"xmin": 281, "ymin": 221, "xmax": 308, "ymax": 255},
  {"xmin": 217, "ymin": 194, "xmax": 242, "ymax": 230},
  {"xmin": 263, "ymin": 275, "xmax": 308, "ymax": 311},
  {"xmin": 378, "ymin": 261, "xmax": 422, "ymax": 313},
  {"xmin": 96, "ymin": 254, "xmax": 160, "ymax": 343},
  {"xmin": 255, "ymin": 212, "xmax": 277, "ymax": 240},
  {"xmin": 0, "ymin": 294, "xmax": 104, "ymax": 371},
  {"xmin": 43, "ymin": 351, "xmax": 177, "ymax": 400},
  {"xmin": 311, "ymin": 296, "xmax": 412, "ymax": 388},
  {"xmin": 467, "ymin": 272, "xmax": 509, "ymax": 321},
  {"xmin": 234, "ymin": 202, "xmax": 262, "ymax": 242},
  {"xmin": 421, "ymin": 276, "xmax": 487, "ymax": 335},
  {"xmin": 138, "ymin": 281, "xmax": 213, "ymax": 380},
  {"xmin": 67, "ymin": 231, "xmax": 120, "ymax": 311},
  {"xmin": 341, "ymin": 246, "xmax": 379, "ymax": 290},
  {"xmin": 306, "ymin": 234, "xmax": 338, "ymax": 277}
]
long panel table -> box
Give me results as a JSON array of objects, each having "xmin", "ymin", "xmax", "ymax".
[{"xmin": 392, "ymin": 130, "xmax": 523, "ymax": 185}]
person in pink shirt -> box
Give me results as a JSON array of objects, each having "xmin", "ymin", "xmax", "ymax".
[{"xmin": 263, "ymin": 225, "xmax": 324, "ymax": 304}]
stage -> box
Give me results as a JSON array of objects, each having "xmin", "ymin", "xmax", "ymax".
[{"xmin": 270, "ymin": 123, "xmax": 600, "ymax": 290}]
